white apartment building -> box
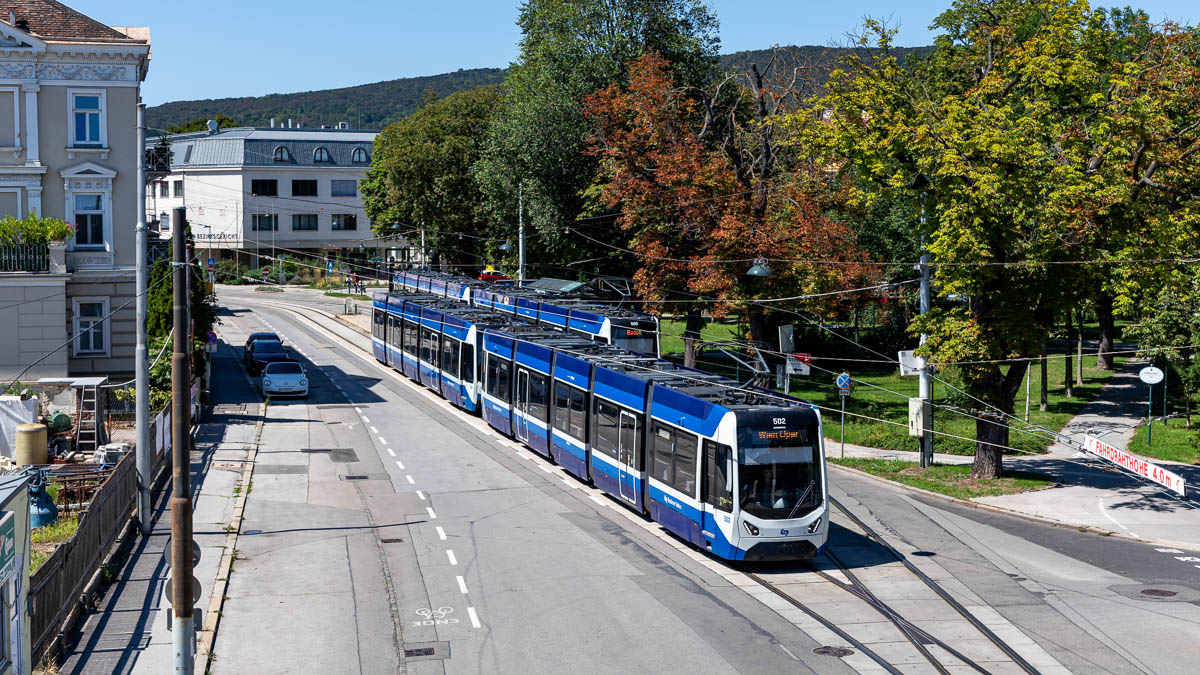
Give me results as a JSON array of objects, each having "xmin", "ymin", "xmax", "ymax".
[
  {"xmin": 0, "ymin": 1, "xmax": 150, "ymax": 382},
  {"xmin": 149, "ymin": 126, "xmax": 389, "ymax": 270}
]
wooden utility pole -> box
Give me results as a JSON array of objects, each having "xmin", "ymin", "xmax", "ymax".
[{"xmin": 170, "ymin": 206, "xmax": 196, "ymax": 673}]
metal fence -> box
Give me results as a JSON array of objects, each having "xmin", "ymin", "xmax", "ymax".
[
  {"xmin": 0, "ymin": 244, "xmax": 49, "ymax": 272},
  {"xmin": 28, "ymin": 453, "xmax": 138, "ymax": 665}
]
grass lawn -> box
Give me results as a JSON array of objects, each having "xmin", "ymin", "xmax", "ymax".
[
  {"xmin": 657, "ymin": 318, "xmax": 1123, "ymax": 456},
  {"xmin": 30, "ymin": 512, "xmax": 79, "ymax": 573},
  {"xmin": 830, "ymin": 457, "xmax": 1058, "ymax": 499},
  {"xmin": 323, "ymin": 291, "xmax": 371, "ymax": 302},
  {"xmin": 1127, "ymin": 417, "xmax": 1200, "ymax": 464},
  {"xmin": 659, "ymin": 318, "xmax": 742, "ymax": 355}
]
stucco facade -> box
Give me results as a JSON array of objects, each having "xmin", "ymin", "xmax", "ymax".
[{"xmin": 0, "ymin": 3, "xmax": 149, "ymax": 382}]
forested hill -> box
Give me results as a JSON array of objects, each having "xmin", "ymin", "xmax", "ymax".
[{"xmin": 146, "ymin": 45, "xmax": 930, "ymax": 131}]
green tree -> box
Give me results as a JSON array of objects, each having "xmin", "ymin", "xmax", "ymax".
[
  {"xmin": 473, "ymin": 0, "xmax": 720, "ymax": 278},
  {"xmin": 362, "ymin": 86, "xmax": 502, "ymax": 268},
  {"xmin": 164, "ymin": 113, "xmax": 240, "ymax": 134},
  {"xmin": 796, "ymin": 1, "xmax": 1200, "ymax": 478}
]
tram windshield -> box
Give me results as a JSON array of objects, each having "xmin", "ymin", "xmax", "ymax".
[{"xmin": 736, "ymin": 425, "xmax": 822, "ymax": 520}]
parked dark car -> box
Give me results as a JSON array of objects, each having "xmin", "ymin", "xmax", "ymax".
[
  {"xmin": 244, "ymin": 332, "xmax": 281, "ymax": 355},
  {"xmin": 245, "ymin": 339, "xmax": 292, "ymax": 374}
]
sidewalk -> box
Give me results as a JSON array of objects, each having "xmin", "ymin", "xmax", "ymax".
[
  {"xmin": 58, "ymin": 330, "xmax": 260, "ymax": 673},
  {"xmin": 834, "ymin": 359, "xmax": 1200, "ymax": 549}
]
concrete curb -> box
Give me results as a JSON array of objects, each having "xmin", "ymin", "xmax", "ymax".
[
  {"xmin": 195, "ymin": 338, "xmax": 268, "ymax": 672},
  {"xmin": 827, "ymin": 461, "xmax": 1194, "ymax": 549},
  {"xmin": 333, "ymin": 313, "xmax": 370, "ymax": 336}
]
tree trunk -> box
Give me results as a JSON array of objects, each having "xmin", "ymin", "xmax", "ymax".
[
  {"xmin": 1076, "ymin": 308, "xmax": 1084, "ymax": 386},
  {"xmin": 682, "ymin": 310, "xmax": 704, "ymax": 369},
  {"xmin": 972, "ymin": 414, "xmax": 1008, "ymax": 479},
  {"xmin": 1096, "ymin": 292, "xmax": 1115, "ymax": 370},
  {"xmin": 1064, "ymin": 311, "xmax": 1075, "ymax": 398}
]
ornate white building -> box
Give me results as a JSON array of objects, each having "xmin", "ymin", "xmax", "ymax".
[{"xmin": 0, "ymin": 1, "xmax": 150, "ymax": 381}]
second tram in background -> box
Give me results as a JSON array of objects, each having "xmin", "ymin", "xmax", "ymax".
[{"xmin": 371, "ymin": 290, "xmax": 828, "ymax": 562}]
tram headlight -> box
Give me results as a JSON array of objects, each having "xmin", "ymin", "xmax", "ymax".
[
  {"xmin": 807, "ymin": 516, "xmax": 822, "ymax": 534},
  {"xmin": 742, "ymin": 521, "xmax": 759, "ymax": 536}
]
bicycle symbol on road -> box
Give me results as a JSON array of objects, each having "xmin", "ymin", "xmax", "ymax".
[{"xmin": 412, "ymin": 606, "xmax": 459, "ymax": 627}]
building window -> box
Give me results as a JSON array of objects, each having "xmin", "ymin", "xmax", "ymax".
[
  {"xmin": 313, "ymin": 147, "xmax": 331, "ymax": 163},
  {"xmin": 173, "ymin": 180, "xmax": 183, "ymax": 198},
  {"xmin": 351, "ymin": 147, "xmax": 369, "ymax": 163},
  {"xmin": 292, "ymin": 214, "xmax": 318, "ymax": 231},
  {"xmin": 251, "ymin": 214, "xmax": 278, "ymax": 231},
  {"xmin": 292, "ymin": 179, "xmax": 317, "ymax": 197},
  {"xmin": 70, "ymin": 91, "xmax": 104, "ymax": 147},
  {"xmin": 158, "ymin": 182, "xmax": 168, "ymax": 198},
  {"xmin": 73, "ymin": 194, "xmax": 104, "ymax": 248},
  {"xmin": 250, "ymin": 179, "xmax": 278, "ymax": 196},
  {"xmin": 273, "ymin": 146, "xmax": 292, "ymax": 162},
  {"xmin": 330, "ymin": 180, "xmax": 357, "ymax": 197},
  {"xmin": 73, "ymin": 297, "xmax": 109, "ymax": 356},
  {"xmin": 331, "ymin": 214, "xmax": 357, "ymax": 231}
]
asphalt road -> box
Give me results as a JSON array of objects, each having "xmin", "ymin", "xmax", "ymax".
[{"xmin": 211, "ymin": 285, "xmax": 1200, "ymax": 674}]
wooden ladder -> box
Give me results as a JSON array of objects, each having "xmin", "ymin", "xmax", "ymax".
[{"xmin": 75, "ymin": 384, "xmax": 102, "ymax": 457}]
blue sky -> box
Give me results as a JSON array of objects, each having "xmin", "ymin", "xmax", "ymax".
[{"xmin": 65, "ymin": 0, "xmax": 1200, "ymax": 106}]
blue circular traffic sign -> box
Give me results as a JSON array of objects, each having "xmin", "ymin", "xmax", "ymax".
[
  {"xmin": 206, "ymin": 331, "xmax": 217, "ymax": 344},
  {"xmin": 836, "ymin": 372, "xmax": 852, "ymax": 389}
]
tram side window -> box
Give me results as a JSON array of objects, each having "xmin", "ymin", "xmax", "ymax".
[
  {"xmin": 442, "ymin": 337, "xmax": 459, "ymax": 375},
  {"xmin": 592, "ymin": 400, "xmax": 619, "ymax": 459},
  {"xmin": 404, "ymin": 321, "xmax": 418, "ymax": 355},
  {"xmin": 703, "ymin": 440, "xmax": 733, "ymax": 510},
  {"xmin": 569, "ymin": 389, "xmax": 586, "ymax": 440},
  {"xmin": 674, "ymin": 432, "xmax": 697, "ymax": 496},
  {"xmin": 528, "ymin": 373, "xmax": 548, "ymax": 421},
  {"xmin": 485, "ymin": 355, "xmax": 500, "ymax": 398},
  {"xmin": 496, "ymin": 358, "xmax": 510, "ymax": 402},
  {"xmin": 373, "ymin": 308, "xmax": 385, "ymax": 339},
  {"xmin": 461, "ymin": 343, "xmax": 475, "ymax": 382},
  {"xmin": 652, "ymin": 422, "xmax": 699, "ymax": 496},
  {"xmin": 553, "ymin": 384, "xmax": 571, "ymax": 434}
]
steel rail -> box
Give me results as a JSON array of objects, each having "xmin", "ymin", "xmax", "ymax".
[{"xmin": 830, "ymin": 497, "xmax": 1041, "ymax": 675}]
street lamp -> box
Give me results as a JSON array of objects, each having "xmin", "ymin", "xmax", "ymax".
[
  {"xmin": 746, "ymin": 257, "xmax": 772, "ymax": 277},
  {"xmin": 498, "ymin": 241, "xmax": 514, "ymax": 252}
]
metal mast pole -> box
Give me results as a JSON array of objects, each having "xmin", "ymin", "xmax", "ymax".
[
  {"xmin": 420, "ymin": 219, "xmax": 426, "ymax": 269},
  {"xmin": 134, "ymin": 102, "xmax": 151, "ymax": 534},
  {"xmin": 517, "ymin": 183, "xmax": 525, "ymax": 286},
  {"xmin": 918, "ymin": 242, "xmax": 933, "ymax": 468},
  {"xmin": 170, "ymin": 206, "xmax": 195, "ymax": 673}
]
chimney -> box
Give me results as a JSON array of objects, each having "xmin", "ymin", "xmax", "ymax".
[
  {"xmin": 287, "ymin": 119, "xmax": 293, "ymax": 129},
  {"xmin": 8, "ymin": 11, "xmax": 14, "ymax": 25}
]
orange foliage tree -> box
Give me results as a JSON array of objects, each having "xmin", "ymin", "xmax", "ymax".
[{"xmin": 585, "ymin": 53, "xmax": 875, "ymax": 367}]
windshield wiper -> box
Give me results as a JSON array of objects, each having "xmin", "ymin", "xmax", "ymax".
[{"xmin": 784, "ymin": 481, "xmax": 815, "ymax": 521}]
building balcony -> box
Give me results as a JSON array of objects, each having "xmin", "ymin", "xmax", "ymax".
[{"xmin": 0, "ymin": 242, "xmax": 66, "ymax": 273}]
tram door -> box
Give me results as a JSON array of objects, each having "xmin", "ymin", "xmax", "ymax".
[
  {"xmin": 514, "ymin": 370, "xmax": 530, "ymax": 443},
  {"xmin": 617, "ymin": 410, "xmax": 638, "ymax": 503}
]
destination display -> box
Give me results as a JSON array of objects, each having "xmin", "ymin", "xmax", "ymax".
[{"xmin": 756, "ymin": 429, "xmax": 803, "ymax": 442}]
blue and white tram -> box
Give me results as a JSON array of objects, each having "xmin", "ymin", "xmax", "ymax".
[{"xmin": 373, "ymin": 290, "xmax": 827, "ymax": 561}]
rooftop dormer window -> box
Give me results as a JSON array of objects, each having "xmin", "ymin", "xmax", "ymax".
[
  {"xmin": 314, "ymin": 147, "xmax": 331, "ymax": 163},
  {"xmin": 273, "ymin": 146, "xmax": 292, "ymax": 162},
  {"xmin": 351, "ymin": 147, "xmax": 369, "ymax": 163}
]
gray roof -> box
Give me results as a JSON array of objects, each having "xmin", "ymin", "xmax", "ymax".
[{"xmin": 163, "ymin": 127, "xmax": 377, "ymax": 170}]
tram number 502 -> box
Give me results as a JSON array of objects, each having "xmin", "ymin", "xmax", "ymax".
[{"xmin": 772, "ymin": 417, "xmax": 787, "ymax": 426}]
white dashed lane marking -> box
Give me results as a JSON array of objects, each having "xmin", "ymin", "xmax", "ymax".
[
  {"xmin": 467, "ymin": 607, "xmax": 481, "ymax": 628},
  {"xmin": 457, "ymin": 576, "xmax": 468, "ymax": 594},
  {"xmin": 386, "ymin": 448, "xmax": 396, "ymax": 457},
  {"xmin": 426, "ymin": 507, "xmax": 437, "ymax": 519},
  {"xmin": 362, "ymin": 416, "xmax": 370, "ymax": 423},
  {"xmin": 446, "ymin": 550, "xmax": 457, "ymax": 566},
  {"xmin": 405, "ymin": 475, "xmax": 415, "ymax": 484},
  {"xmin": 395, "ymin": 460, "xmax": 405, "ymax": 470},
  {"xmin": 370, "ymin": 426, "xmax": 379, "ymax": 434},
  {"xmin": 417, "ymin": 490, "xmax": 426, "ymax": 501},
  {"xmin": 435, "ymin": 526, "xmax": 446, "ymax": 541}
]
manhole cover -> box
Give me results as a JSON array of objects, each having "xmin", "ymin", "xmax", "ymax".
[
  {"xmin": 814, "ymin": 646, "xmax": 854, "ymax": 658},
  {"xmin": 910, "ymin": 551, "xmax": 936, "ymax": 557},
  {"xmin": 245, "ymin": 529, "xmax": 262, "ymax": 535},
  {"xmin": 380, "ymin": 538, "xmax": 404, "ymax": 544},
  {"xmin": 343, "ymin": 475, "xmax": 370, "ymax": 481},
  {"xmin": 402, "ymin": 641, "xmax": 449, "ymax": 661},
  {"xmin": 1142, "ymin": 589, "xmax": 1177, "ymax": 597}
]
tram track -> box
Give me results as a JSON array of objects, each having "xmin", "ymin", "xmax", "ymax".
[
  {"xmin": 742, "ymin": 497, "xmax": 1042, "ymax": 674},
  {"xmin": 238, "ymin": 292, "xmax": 1044, "ymax": 674}
]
